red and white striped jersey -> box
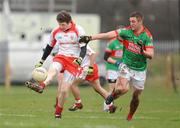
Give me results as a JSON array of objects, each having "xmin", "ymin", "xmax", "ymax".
[{"xmin": 48, "ymin": 22, "xmax": 85, "ymax": 57}]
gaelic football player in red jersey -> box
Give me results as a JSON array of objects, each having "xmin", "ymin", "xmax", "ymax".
[
  {"xmin": 67, "ymin": 45, "xmax": 117, "ymax": 113},
  {"xmin": 25, "ymin": 10, "xmax": 88, "ymax": 118}
]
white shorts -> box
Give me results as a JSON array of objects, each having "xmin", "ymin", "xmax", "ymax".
[
  {"xmin": 50, "ymin": 62, "xmax": 75, "ymax": 84},
  {"xmin": 106, "ymin": 70, "xmax": 119, "ymax": 80},
  {"xmin": 119, "ymin": 63, "xmax": 146, "ymax": 90}
]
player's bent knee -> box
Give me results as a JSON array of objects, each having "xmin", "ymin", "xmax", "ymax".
[
  {"xmin": 50, "ymin": 62, "xmax": 63, "ymax": 73},
  {"xmin": 123, "ymin": 88, "xmax": 129, "ymax": 93},
  {"xmin": 117, "ymin": 85, "xmax": 129, "ymax": 92},
  {"xmin": 115, "ymin": 88, "xmax": 122, "ymax": 94}
]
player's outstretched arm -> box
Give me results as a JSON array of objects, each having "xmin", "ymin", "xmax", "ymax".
[
  {"xmin": 79, "ymin": 30, "xmax": 118, "ymax": 43},
  {"xmin": 91, "ymin": 31, "xmax": 117, "ymax": 40},
  {"xmin": 35, "ymin": 44, "xmax": 53, "ymax": 67}
]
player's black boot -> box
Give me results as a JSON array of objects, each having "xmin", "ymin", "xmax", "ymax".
[{"xmin": 105, "ymin": 94, "xmax": 114, "ymax": 105}]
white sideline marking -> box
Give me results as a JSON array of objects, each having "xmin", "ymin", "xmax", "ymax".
[
  {"xmin": 0, "ymin": 112, "xmax": 161, "ymax": 120},
  {"xmin": 82, "ymin": 109, "xmax": 180, "ymax": 113},
  {"xmin": 83, "ymin": 125, "xmax": 119, "ymax": 128},
  {"xmin": 65, "ymin": 115, "xmax": 161, "ymax": 120},
  {"xmin": 143, "ymin": 110, "xmax": 180, "ymax": 113},
  {"xmin": 0, "ymin": 113, "xmax": 37, "ymax": 117},
  {"xmin": 4, "ymin": 121, "xmax": 35, "ymax": 127}
]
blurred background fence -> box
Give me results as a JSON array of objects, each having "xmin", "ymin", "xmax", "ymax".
[
  {"xmin": 0, "ymin": 0, "xmax": 179, "ymax": 87},
  {"xmin": 0, "ymin": 41, "xmax": 8, "ymax": 83}
]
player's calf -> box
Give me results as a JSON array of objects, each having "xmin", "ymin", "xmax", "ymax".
[{"xmin": 126, "ymin": 91, "xmax": 140, "ymax": 121}]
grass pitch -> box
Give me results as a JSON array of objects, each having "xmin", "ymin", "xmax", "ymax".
[{"xmin": 0, "ymin": 80, "xmax": 180, "ymax": 128}]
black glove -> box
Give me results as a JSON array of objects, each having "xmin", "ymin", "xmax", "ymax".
[
  {"xmin": 79, "ymin": 36, "xmax": 92, "ymax": 43},
  {"xmin": 137, "ymin": 40, "xmax": 145, "ymax": 53},
  {"xmin": 35, "ymin": 60, "xmax": 44, "ymax": 68},
  {"xmin": 87, "ymin": 66, "xmax": 94, "ymax": 75},
  {"xmin": 73, "ymin": 57, "xmax": 82, "ymax": 65}
]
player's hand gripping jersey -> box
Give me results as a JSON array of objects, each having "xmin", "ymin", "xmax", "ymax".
[
  {"xmin": 116, "ymin": 26, "xmax": 154, "ymax": 71},
  {"xmin": 76, "ymin": 45, "xmax": 99, "ymax": 81}
]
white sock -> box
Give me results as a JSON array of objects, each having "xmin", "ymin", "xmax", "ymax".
[
  {"xmin": 75, "ymin": 99, "xmax": 81, "ymax": 104},
  {"xmin": 103, "ymin": 101, "xmax": 109, "ymax": 111}
]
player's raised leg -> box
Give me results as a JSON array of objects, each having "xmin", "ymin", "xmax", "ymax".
[
  {"xmin": 25, "ymin": 78, "xmax": 45, "ymax": 93},
  {"xmin": 26, "ymin": 62, "xmax": 62, "ymax": 93}
]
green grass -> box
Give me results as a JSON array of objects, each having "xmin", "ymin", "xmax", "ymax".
[{"xmin": 0, "ymin": 81, "xmax": 180, "ymax": 128}]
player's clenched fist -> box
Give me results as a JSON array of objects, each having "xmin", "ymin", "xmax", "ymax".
[
  {"xmin": 137, "ymin": 40, "xmax": 145, "ymax": 53},
  {"xmin": 87, "ymin": 66, "xmax": 94, "ymax": 75},
  {"xmin": 73, "ymin": 57, "xmax": 82, "ymax": 65},
  {"xmin": 79, "ymin": 36, "xmax": 92, "ymax": 43}
]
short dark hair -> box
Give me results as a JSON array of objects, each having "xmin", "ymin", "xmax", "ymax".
[
  {"xmin": 56, "ymin": 10, "xmax": 72, "ymax": 23},
  {"xmin": 130, "ymin": 11, "xmax": 144, "ymax": 21}
]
